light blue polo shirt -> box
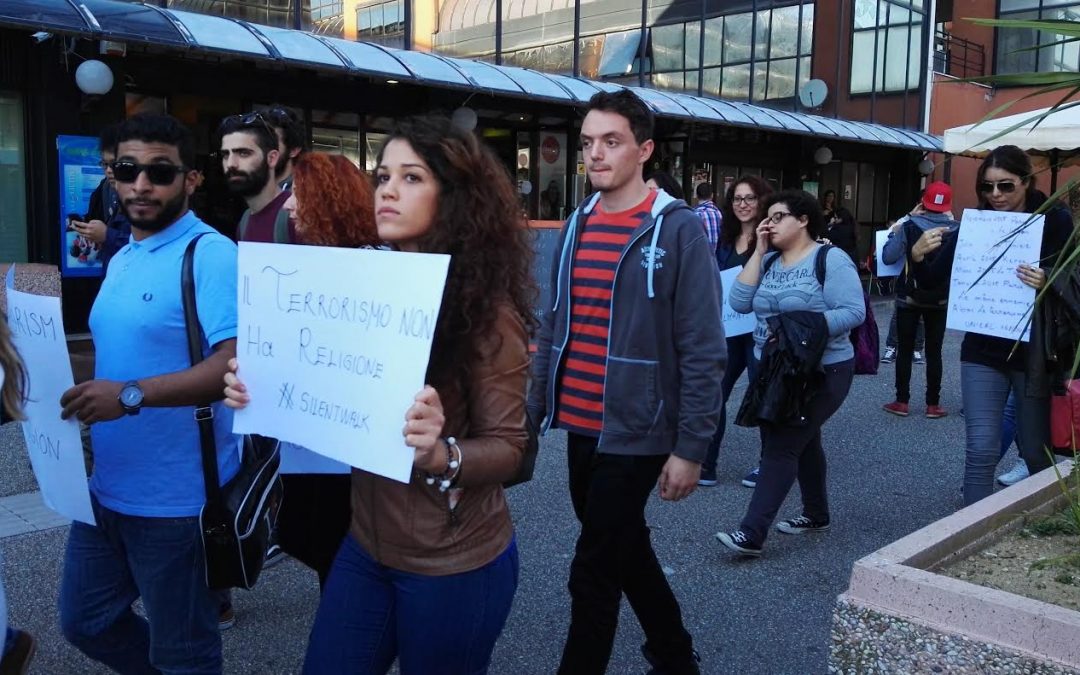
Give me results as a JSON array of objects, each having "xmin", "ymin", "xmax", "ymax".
[{"xmin": 89, "ymin": 210, "xmax": 241, "ymax": 518}]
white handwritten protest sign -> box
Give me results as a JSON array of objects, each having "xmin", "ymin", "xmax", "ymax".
[
  {"xmin": 6, "ymin": 277, "xmax": 95, "ymax": 525},
  {"xmin": 946, "ymin": 209, "xmax": 1044, "ymax": 342},
  {"xmin": 233, "ymin": 244, "xmax": 450, "ymax": 483},
  {"xmin": 719, "ymin": 267, "xmax": 755, "ymax": 337},
  {"xmin": 876, "ymin": 230, "xmax": 904, "ymax": 277}
]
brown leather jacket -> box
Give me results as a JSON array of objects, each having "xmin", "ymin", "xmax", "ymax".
[{"xmin": 349, "ymin": 305, "xmax": 529, "ymax": 575}]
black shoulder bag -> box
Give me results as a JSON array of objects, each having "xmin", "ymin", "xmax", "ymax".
[{"xmin": 182, "ymin": 234, "xmax": 284, "ymax": 590}]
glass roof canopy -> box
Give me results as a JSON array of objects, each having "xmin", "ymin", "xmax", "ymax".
[{"xmin": 2, "ymin": 0, "xmax": 942, "ymax": 152}]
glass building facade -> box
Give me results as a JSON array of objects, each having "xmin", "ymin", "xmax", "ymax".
[{"xmin": 996, "ymin": 0, "xmax": 1080, "ymax": 74}]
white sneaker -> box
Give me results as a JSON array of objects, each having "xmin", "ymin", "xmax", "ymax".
[
  {"xmin": 913, "ymin": 350, "xmax": 925, "ymax": 364},
  {"xmin": 997, "ymin": 462, "xmax": 1030, "ymax": 486},
  {"xmin": 881, "ymin": 347, "xmax": 896, "ymax": 363}
]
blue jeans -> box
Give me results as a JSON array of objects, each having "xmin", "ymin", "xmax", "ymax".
[
  {"xmin": 59, "ymin": 497, "xmax": 221, "ymax": 674},
  {"xmin": 961, "ymin": 363, "xmax": 1051, "ymax": 505},
  {"xmin": 703, "ymin": 333, "xmax": 758, "ymax": 475},
  {"xmin": 303, "ymin": 534, "xmax": 519, "ymax": 674},
  {"xmin": 1000, "ymin": 390, "xmax": 1017, "ymax": 459}
]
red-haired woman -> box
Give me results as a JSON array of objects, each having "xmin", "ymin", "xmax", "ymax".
[{"xmin": 269, "ymin": 152, "xmax": 382, "ymax": 588}]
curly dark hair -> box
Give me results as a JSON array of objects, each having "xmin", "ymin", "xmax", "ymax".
[
  {"xmin": 765, "ymin": 189, "xmax": 826, "ymax": 239},
  {"xmin": 292, "ymin": 153, "xmax": 380, "ymax": 248},
  {"xmin": 377, "ymin": 116, "xmax": 538, "ymax": 389},
  {"xmin": 720, "ymin": 175, "xmax": 773, "ymax": 251}
]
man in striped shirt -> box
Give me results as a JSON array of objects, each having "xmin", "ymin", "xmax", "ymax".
[{"xmin": 529, "ymin": 91, "xmax": 726, "ymax": 675}]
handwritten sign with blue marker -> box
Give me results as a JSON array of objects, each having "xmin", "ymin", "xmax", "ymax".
[
  {"xmin": 5, "ymin": 277, "xmax": 95, "ymax": 525},
  {"xmin": 233, "ymin": 244, "xmax": 450, "ymax": 483},
  {"xmin": 946, "ymin": 209, "xmax": 1044, "ymax": 342},
  {"xmin": 719, "ymin": 267, "xmax": 754, "ymax": 337}
]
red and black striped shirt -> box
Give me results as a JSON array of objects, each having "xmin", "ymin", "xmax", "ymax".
[{"xmin": 556, "ymin": 191, "xmax": 656, "ymax": 436}]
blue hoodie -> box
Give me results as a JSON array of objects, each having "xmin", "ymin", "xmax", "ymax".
[
  {"xmin": 527, "ymin": 190, "xmax": 727, "ymax": 464},
  {"xmin": 882, "ymin": 212, "xmax": 958, "ymax": 305}
]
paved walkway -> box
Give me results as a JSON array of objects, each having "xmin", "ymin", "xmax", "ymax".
[{"xmin": 0, "ymin": 492, "xmax": 69, "ymax": 539}]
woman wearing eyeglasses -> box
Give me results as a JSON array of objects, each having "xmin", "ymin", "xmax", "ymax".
[
  {"xmin": 715, "ymin": 190, "xmax": 864, "ymax": 557},
  {"xmin": 699, "ymin": 176, "xmax": 774, "ymax": 488},
  {"xmin": 910, "ymin": 145, "xmax": 1074, "ymax": 505}
]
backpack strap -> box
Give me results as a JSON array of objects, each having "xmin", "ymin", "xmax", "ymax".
[
  {"xmin": 237, "ymin": 210, "xmax": 251, "ymax": 242},
  {"xmin": 273, "ymin": 206, "xmax": 291, "ymax": 244},
  {"xmin": 761, "ymin": 250, "xmax": 780, "ymax": 276},
  {"xmin": 814, "ymin": 244, "xmax": 833, "ymax": 287}
]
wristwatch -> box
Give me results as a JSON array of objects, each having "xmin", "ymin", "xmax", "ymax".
[{"xmin": 118, "ymin": 381, "xmax": 144, "ymax": 415}]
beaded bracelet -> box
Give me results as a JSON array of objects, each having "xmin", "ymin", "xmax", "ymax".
[{"xmin": 424, "ymin": 436, "xmax": 462, "ymax": 492}]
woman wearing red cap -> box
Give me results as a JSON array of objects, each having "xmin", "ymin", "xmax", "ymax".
[{"xmin": 880, "ymin": 181, "xmax": 958, "ymax": 420}]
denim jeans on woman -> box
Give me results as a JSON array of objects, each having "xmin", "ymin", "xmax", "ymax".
[
  {"xmin": 740, "ymin": 360, "xmax": 855, "ymax": 546},
  {"xmin": 961, "ymin": 362, "xmax": 1051, "ymax": 505},
  {"xmin": 702, "ymin": 333, "xmax": 758, "ymax": 476},
  {"xmin": 303, "ymin": 534, "xmax": 518, "ymax": 674},
  {"xmin": 59, "ymin": 496, "xmax": 220, "ymax": 674}
]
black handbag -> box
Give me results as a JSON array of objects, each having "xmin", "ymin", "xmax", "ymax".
[{"xmin": 182, "ymin": 234, "xmax": 283, "ymax": 590}]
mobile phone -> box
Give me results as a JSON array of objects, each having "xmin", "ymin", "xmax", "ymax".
[{"xmin": 66, "ymin": 213, "xmax": 82, "ymax": 229}]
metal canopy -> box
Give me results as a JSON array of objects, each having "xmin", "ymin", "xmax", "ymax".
[{"xmin": 0, "ymin": 0, "xmax": 943, "ymax": 152}]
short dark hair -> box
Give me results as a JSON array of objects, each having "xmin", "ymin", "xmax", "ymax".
[
  {"xmin": 218, "ymin": 114, "xmax": 279, "ymax": 157},
  {"xmin": 976, "ymin": 144, "xmax": 1036, "ymax": 209},
  {"xmin": 645, "ymin": 170, "xmax": 684, "ymax": 200},
  {"xmin": 695, "ymin": 182, "xmax": 713, "ymax": 200},
  {"xmin": 98, "ymin": 124, "xmax": 119, "ymax": 156},
  {"xmin": 115, "ymin": 114, "xmax": 195, "ymax": 167},
  {"xmin": 766, "ymin": 189, "xmax": 825, "ymax": 239},
  {"xmin": 586, "ymin": 90, "xmax": 654, "ymax": 145},
  {"xmin": 263, "ymin": 104, "xmax": 307, "ymax": 154}
]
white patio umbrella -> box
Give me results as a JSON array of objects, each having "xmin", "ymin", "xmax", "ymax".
[{"xmin": 944, "ymin": 104, "xmax": 1080, "ymax": 191}]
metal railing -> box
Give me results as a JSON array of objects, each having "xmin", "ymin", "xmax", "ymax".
[{"xmin": 933, "ymin": 29, "xmax": 986, "ymax": 79}]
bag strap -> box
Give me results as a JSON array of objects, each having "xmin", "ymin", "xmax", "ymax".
[
  {"xmin": 237, "ymin": 210, "xmax": 251, "ymax": 242},
  {"xmin": 814, "ymin": 244, "xmax": 833, "ymax": 287},
  {"xmin": 181, "ymin": 233, "xmax": 223, "ymax": 512},
  {"xmin": 273, "ymin": 206, "xmax": 291, "ymax": 244}
]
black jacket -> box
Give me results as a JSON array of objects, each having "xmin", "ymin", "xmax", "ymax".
[{"xmin": 736, "ymin": 311, "xmax": 829, "ymax": 427}]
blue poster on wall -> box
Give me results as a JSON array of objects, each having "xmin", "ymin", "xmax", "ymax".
[{"xmin": 58, "ymin": 135, "xmax": 106, "ymax": 277}]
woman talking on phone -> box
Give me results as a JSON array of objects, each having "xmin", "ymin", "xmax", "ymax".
[{"xmin": 910, "ymin": 145, "xmax": 1074, "ymax": 504}]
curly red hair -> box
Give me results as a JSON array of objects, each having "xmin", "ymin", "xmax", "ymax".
[{"xmin": 292, "ymin": 153, "xmax": 380, "ymax": 248}]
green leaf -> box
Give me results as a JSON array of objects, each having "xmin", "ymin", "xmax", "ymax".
[{"xmin": 966, "ymin": 17, "xmax": 1080, "ymax": 38}]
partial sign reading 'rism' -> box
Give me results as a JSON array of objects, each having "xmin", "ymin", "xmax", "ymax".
[
  {"xmin": 233, "ymin": 243, "xmax": 450, "ymax": 483},
  {"xmin": 946, "ymin": 209, "xmax": 1044, "ymax": 343}
]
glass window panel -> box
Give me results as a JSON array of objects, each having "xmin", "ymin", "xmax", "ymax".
[
  {"xmin": 652, "ymin": 72, "xmax": 684, "ymax": 91},
  {"xmin": 389, "ymin": 50, "xmax": 471, "ymax": 84},
  {"xmin": 320, "ymin": 36, "xmax": 412, "ymax": 77},
  {"xmin": 165, "ymin": 9, "xmax": 270, "ymax": 55},
  {"xmin": 84, "ymin": 0, "xmax": 188, "ymax": 45},
  {"xmin": 545, "ymin": 73, "xmax": 602, "ymax": 101},
  {"xmin": 685, "ymin": 70, "xmax": 700, "ymax": 94},
  {"xmin": 996, "ymin": 10, "xmax": 1038, "ymax": 74},
  {"xmin": 599, "ymin": 30, "xmax": 643, "ymax": 77},
  {"xmin": 497, "ymin": 66, "xmax": 573, "ymax": 100},
  {"xmin": 0, "ymin": 91, "xmax": 27, "ymax": 262},
  {"xmin": 766, "ymin": 57, "xmax": 797, "ymax": 100},
  {"xmin": 799, "ymin": 55, "xmax": 812, "ymax": 91},
  {"xmin": 686, "ymin": 22, "xmax": 701, "ymax": 71},
  {"xmin": 577, "ymin": 35, "xmax": 604, "ymax": 79},
  {"xmin": 754, "ymin": 10, "xmax": 771, "ymax": 60},
  {"xmin": 365, "ymin": 132, "xmax": 388, "ymax": 173},
  {"xmin": 703, "ymin": 67, "xmax": 723, "ymax": 97},
  {"xmin": 1042, "ymin": 7, "xmax": 1080, "ymax": 71},
  {"xmin": 721, "ymin": 64, "xmax": 750, "ymax": 99},
  {"xmin": 703, "ymin": 17, "xmax": 724, "ymax": 68},
  {"xmin": 723, "ymin": 13, "xmax": 752, "ymax": 64},
  {"xmin": 885, "ymin": 3, "xmax": 911, "ymax": 25},
  {"xmin": 543, "ymin": 41, "xmax": 574, "ymax": 75},
  {"xmin": 883, "ymin": 25, "xmax": 921, "ymax": 90},
  {"xmin": 850, "ymin": 31, "xmax": 877, "ymax": 93},
  {"xmin": 652, "ymin": 23, "xmax": 685, "ymax": 73},
  {"xmin": 800, "ymin": 4, "xmax": 815, "ymax": 55},
  {"xmin": 1000, "ymin": 0, "xmax": 1038, "ymax": 9},
  {"xmin": 253, "ymin": 25, "xmax": 346, "ymax": 66},
  {"xmin": 0, "ymin": 0, "xmax": 88, "ymax": 33},
  {"xmin": 853, "ymin": 0, "xmax": 880, "ymax": 29},
  {"xmin": 312, "ymin": 127, "xmax": 360, "ymax": 167},
  {"xmin": 770, "ymin": 6, "xmax": 800, "ymax": 59},
  {"xmin": 453, "ymin": 59, "xmax": 525, "ymax": 92},
  {"xmin": 752, "ymin": 61, "xmax": 768, "ymax": 101}
]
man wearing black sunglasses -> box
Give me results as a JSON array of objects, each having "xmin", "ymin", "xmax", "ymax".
[
  {"xmin": 57, "ymin": 113, "xmax": 239, "ymax": 674},
  {"xmin": 219, "ymin": 113, "xmax": 294, "ymax": 245}
]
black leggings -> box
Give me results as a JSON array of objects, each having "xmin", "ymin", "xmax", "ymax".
[{"xmin": 895, "ymin": 306, "xmax": 947, "ymax": 405}]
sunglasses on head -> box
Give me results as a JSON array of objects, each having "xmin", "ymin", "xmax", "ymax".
[
  {"xmin": 978, "ymin": 180, "xmax": 1019, "ymax": 194},
  {"xmin": 111, "ymin": 161, "xmax": 188, "ymax": 185},
  {"xmin": 218, "ymin": 110, "xmax": 277, "ymax": 136}
]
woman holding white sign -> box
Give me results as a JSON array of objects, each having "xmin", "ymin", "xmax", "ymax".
[
  {"xmin": 910, "ymin": 145, "xmax": 1074, "ymax": 505},
  {"xmin": 226, "ymin": 116, "xmax": 533, "ymax": 673},
  {"xmin": 701, "ymin": 175, "xmax": 773, "ymax": 488}
]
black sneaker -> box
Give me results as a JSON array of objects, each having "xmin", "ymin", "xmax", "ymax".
[
  {"xmin": 776, "ymin": 515, "xmax": 831, "ymax": 535},
  {"xmin": 641, "ymin": 643, "xmax": 701, "ymax": 675},
  {"xmin": 741, "ymin": 466, "xmax": 759, "ymax": 488},
  {"xmin": 715, "ymin": 530, "xmax": 762, "ymax": 556},
  {"xmin": 697, "ymin": 468, "xmax": 717, "ymax": 487}
]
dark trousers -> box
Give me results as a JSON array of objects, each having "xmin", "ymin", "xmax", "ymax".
[
  {"xmin": 885, "ymin": 305, "xmax": 924, "ymax": 350},
  {"xmin": 559, "ymin": 434, "xmax": 694, "ymax": 675},
  {"xmin": 895, "ymin": 306, "xmax": 947, "ymax": 405},
  {"xmin": 740, "ymin": 361, "xmax": 854, "ymax": 545},
  {"xmin": 703, "ymin": 333, "xmax": 758, "ymax": 474},
  {"xmin": 277, "ymin": 474, "xmax": 352, "ymax": 588}
]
